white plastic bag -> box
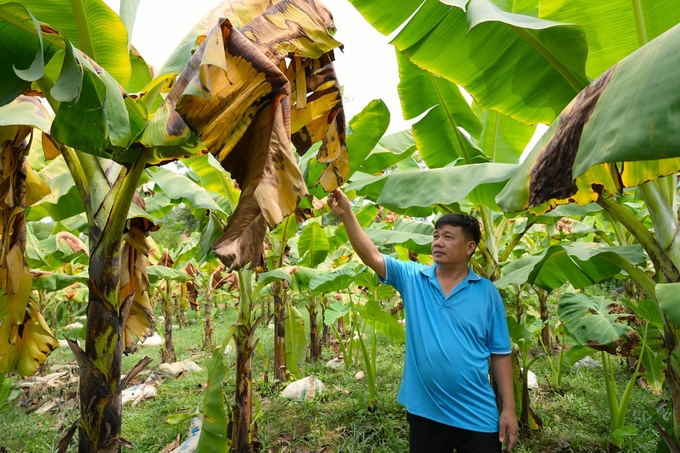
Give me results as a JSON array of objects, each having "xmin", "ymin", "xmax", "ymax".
[
  {"xmin": 168, "ymin": 415, "xmax": 203, "ymax": 453},
  {"xmin": 281, "ymin": 375, "xmax": 324, "ymax": 401}
]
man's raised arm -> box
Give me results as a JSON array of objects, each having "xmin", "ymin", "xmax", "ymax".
[{"xmin": 327, "ymin": 189, "xmax": 385, "ymax": 279}]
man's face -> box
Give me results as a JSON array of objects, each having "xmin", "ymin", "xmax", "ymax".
[{"xmin": 431, "ymin": 225, "xmax": 476, "ymax": 266}]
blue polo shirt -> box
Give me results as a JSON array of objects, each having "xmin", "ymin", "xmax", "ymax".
[{"xmin": 379, "ymin": 254, "xmax": 511, "ymax": 433}]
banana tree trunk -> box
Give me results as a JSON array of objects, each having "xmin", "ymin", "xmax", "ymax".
[
  {"xmin": 321, "ymin": 301, "xmax": 330, "ymax": 347},
  {"xmin": 231, "ymin": 270, "xmax": 260, "ymax": 453},
  {"xmin": 58, "ymin": 147, "xmax": 151, "ymax": 453},
  {"xmin": 204, "ymin": 289, "xmax": 213, "ymax": 351},
  {"xmin": 308, "ymin": 299, "xmax": 320, "ymax": 361},
  {"xmin": 599, "ymin": 195, "xmax": 680, "ymax": 447},
  {"xmin": 537, "ymin": 288, "xmax": 552, "ymax": 349},
  {"xmin": 232, "ymin": 329, "xmax": 255, "ymax": 453},
  {"xmin": 178, "ymin": 283, "xmax": 187, "ymax": 328},
  {"xmin": 160, "ymin": 284, "xmax": 176, "ymax": 364},
  {"xmin": 273, "ymin": 282, "xmax": 287, "ymax": 382}
]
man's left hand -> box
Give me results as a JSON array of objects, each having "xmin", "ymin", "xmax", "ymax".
[{"xmin": 499, "ymin": 408, "xmax": 518, "ymax": 451}]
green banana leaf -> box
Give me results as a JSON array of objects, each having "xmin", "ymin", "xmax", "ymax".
[
  {"xmin": 494, "ymin": 243, "xmax": 646, "ymax": 292},
  {"xmin": 0, "ymin": 3, "xmax": 56, "ymax": 105},
  {"xmin": 540, "ymin": 0, "xmax": 680, "ymax": 79},
  {"xmin": 289, "ymin": 266, "xmax": 319, "ymax": 293},
  {"xmin": 351, "ymin": 0, "xmax": 588, "ymax": 124},
  {"xmin": 373, "ymin": 162, "xmax": 519, "ymax": 216},
  {"xmin": 1, "ymin": 0, "xmax": 132, "ymax": 87},
  {"xmin": 365, "ymin": 219, "xmax": 434, "ymax": 256},
  {"xmin": 346, "ymin": 99, "xmax": 390, "ymax": 177},
  {"xmin": 329, "ymin": 201, "xmax": 379, "ymax": 250},
  {"xmin": 143, "ymin": 167, "xmax": 225, "ymax": 214},
  {"xmin": 356, "ymin": 299, "xmax": 405, "ymax": 343},
  {"xmin": 472, "ymin": 104, "xmax": 535, "ymax": 164},
  {"xmin": 27, "ymin": 157, "xmax": 84, "ymax": 222},
  {"xmin": 182, "ymin": 153, "xmax": 240, "ymax": 213},
  {"xmin": 195, "ymin": 350, "xmax": 230, "ymax": 453},
  {"xmin": 397, "ymin": 51, "xmax": 484, "ymax": 167},
  {"xmin": 32, "ymin": 272, "xmax": 88, "ymax": 291},
  {"xmin": 506, "ymin": 314, "xmax": 543, "ymax": 359},
  {"xmin": 298, "ymin": 220, "xmax": 330, "ymax": 268},
  {"xmin": 558, "ymin": 293, "xmax": 635, "ymax": 352},
  {"xmin": 255, "ymin": 268, "xmax": 294, "ymax": 291},
  {"xmin": 352, "ymin": 0, "xmax": 680, "ymax": 127},
  {"xmin": 146, "ymin": 266, "xmax": 189, "ymax": 284},
  {"xmin": 309, "ymin": 262, "xmax": 366, "ymax": 294},
  {"xmin": 285, "ymin": 305, "xmax": 307, "ymax": 378},
  {"xmin": 359, "ymin": 129, "xmax": 417, "ymax": 175}
]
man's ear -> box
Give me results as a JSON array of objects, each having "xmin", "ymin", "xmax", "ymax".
[{"xmin": 467, "ymin": 241, "xmax": 477, "ymax": 257}]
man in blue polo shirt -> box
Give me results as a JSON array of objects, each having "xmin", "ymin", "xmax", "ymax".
[{"xmin": 327, "ymin": 189, "xmax": 518, "ymax": 452}]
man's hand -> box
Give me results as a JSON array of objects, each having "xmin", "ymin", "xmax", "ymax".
[
  {"xmin": 499, "ymin": 408, "xmax": 518, "ymax": 451},
  {"xmin": 327, "ymin": 189, "xmax": 352, "ymax": 218}
]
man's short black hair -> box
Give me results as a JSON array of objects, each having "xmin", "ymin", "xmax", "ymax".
[{"xmin": 434, "ymin": 213, "xmax": 481, "ymax": 245}]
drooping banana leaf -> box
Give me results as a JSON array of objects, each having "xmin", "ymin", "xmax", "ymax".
[
  {"xmin": 497, "ymin": 24, "xmax": 680, "ymax": 214},
  {"xmin": 373, "ymin": 162, "xmax": 519, "ymax": 216},
  {"xmin": 0, "ymin": 0, "xmax": 131, "ymax": 86},
  {"xmin": 149, "ymin": 0, "xmax": 346, "ymax": 271},
  {"xmin": 119, "ymin": 197, "xmax": 157, "ymax": 353},
  {"xmin": 0, "ymin": 121, "xmax": 57, "ymax": 375},
  {"xmin": 494, "ymin": 243, "xmax": 647, "ymax": 292},
  {"xmin": 365, "ymin": 218, "xmax": 434, "ymax": 256}
]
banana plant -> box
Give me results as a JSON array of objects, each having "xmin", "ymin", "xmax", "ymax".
[
  {"xmin": 191, "ymin": 257, "xmax": 229, "ymax": 352},
  {"xmin": 192, "ymin": 267, "xmax": 291, "ymax": 453},
  {"xmin": 313, "ymin": 260, "xmax": 405, "ymax": 408},
  {"xmin": 147, "ymin": 252, "xmax": 189, "ymax": 363},
  {"xmin": 346, "ymin": 4, "xmax": 680, "ymax": 442},
  {"xmin": 315, "ymin": 261, "xmax": 366, "ymax": 366},
  {"xmin": 493, "ymin": 27, "xmax": 680, "ymax": 447},
  {"xmin": 0, "ymin": 0, "xmax": 349, "ymax": 449},
  {"xmin": 558, "ymin": 292, "xmax": 662, "ymax": 449},
  {"xmin": 0, "ymin": 99, "xmax": 57, "ymax": 378},
  {"xmin": 265, "ymin": 214, "xmax": 299, "ymax": 382},
  {"xmin": 289, "ymin": 266, "xmax": 324, "ymax": 361},
  {"xmin": 25, "ymin": 225, "xmax": 89, "ymax": 329},
  {"xmin": 353, "ymin": 270, "xmax": 405, "ymax": 410},
  {"xmin": 506, "ymin": 313, "xmax": 544, "ymax": 431},
  {"xmin": 231, "ymin": 267, "xmax": 295, "ymax": 452}
]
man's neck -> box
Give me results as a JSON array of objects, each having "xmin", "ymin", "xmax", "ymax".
[{"xmin": 435, "ymin": 262, "xmax": 469, "ymax": 281}]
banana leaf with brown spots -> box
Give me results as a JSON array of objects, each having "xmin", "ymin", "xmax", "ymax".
[
  {"xmin": 497, "ymin": 25, "xmax": 680, "ymax": 215},
  {"xmin": 119, "ymin": 193, "xmax": 157, "ymax": 353},
  {"xmin": 0, "ymin": 102, "xmax": 56, "ymax": 375},
  {"xmin": 154, "ymin": 0, "xmax": 347, "ymax": 271}
]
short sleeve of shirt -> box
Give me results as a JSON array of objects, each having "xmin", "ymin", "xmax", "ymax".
[
  {"xmin": 486, "ymin": 290, "xmax": 512, "ymax": 354},
  {"xmin": 378, "ymin": 254, "xmax": 421, "ymax": 295}
]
